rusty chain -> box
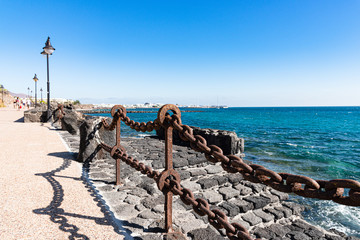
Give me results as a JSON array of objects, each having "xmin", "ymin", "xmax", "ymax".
[
  {"xmin": 56, "ymin": 104, "xmax": 65, "ymax": 120},
  {"xmin": 101, "ymin": 105, "xmax": 360, "ymax": 207},
  {"xmin": 100, "ymin": 142, "xmax": 255, "ymax": 240},
  {"xmin": 164, "ymin": 113, "xmax": 360, "ymax": 207}
]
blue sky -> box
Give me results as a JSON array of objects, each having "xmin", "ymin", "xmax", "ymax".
[{"xmin": 0, "ymin": 1, "xmax": 359, "ymax": 106}]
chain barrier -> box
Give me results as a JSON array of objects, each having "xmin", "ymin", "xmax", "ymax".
[
  {"xmin": 98, "ymin": 104, "xmax": 360, "ymax": 239},
  {"xmin": 101, "ymin": 141, "xmax": 254, "ymax": 240}
]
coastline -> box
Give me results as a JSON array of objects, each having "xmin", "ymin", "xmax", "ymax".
[{"xmin": 54, "ymin": 111, "xmax": 358, "ymax": 239}]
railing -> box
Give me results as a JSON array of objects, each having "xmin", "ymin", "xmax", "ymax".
[{"xmin": 98, "ymin": 104, "xmax": 360, "ymax": 240}]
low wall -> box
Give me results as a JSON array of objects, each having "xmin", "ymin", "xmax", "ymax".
[{"xmin": 156, "ymin": 126, "xmax": 245, "ymax": 156}]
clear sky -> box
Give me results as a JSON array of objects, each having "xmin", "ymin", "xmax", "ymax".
[{"xmin": 0, "ymin": 1, "xmax": 359, "ymax": 107}]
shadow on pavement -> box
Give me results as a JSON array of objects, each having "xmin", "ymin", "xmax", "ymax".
[
  {"xmin": 33, "ymin": 151, "xmax": 134, "ymax": 239},
  {"xmin": 14, "ymin": 117, "xmax": 24, "ymax": 123}
]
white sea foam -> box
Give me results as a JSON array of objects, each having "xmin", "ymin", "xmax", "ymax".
[
  {"xmin": 138, "ymin": 134, "xmax": 151, "ymax": 138},
  {"xmin": 304, "ymin": 199, "xmax": 360, "ymax": 237},
  {"xmin": 264, "ymin": 151, "xmax": 274, "ymax": 156}
]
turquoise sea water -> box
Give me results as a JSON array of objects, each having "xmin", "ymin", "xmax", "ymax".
[{"xmin": 93, "ymin": 106, "xmax": 360, "ymax": 236}]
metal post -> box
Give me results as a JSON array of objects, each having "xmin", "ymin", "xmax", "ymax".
[
  {"xmin": 115, "ymin": 116, "xmax": 121, "ymax": 185},
  {"xmin": 47, "ymin": 54, "xmax": 50, "ymax": 120},
  {"xmin": 164, "ymin": 125, "xmax": 174, "ymax": 233},
  {"xmin": 35, "ymin": 80, "xmax": 37, "ymax": 106}
]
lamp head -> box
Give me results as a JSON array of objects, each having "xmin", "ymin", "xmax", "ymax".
[
  {"xmin": 42, "ymin": 37, "xmax": 55, "ymax": 55},
  {"xmin": 33, "ymin": 74, "xmax": 39, "ymax": 82}
]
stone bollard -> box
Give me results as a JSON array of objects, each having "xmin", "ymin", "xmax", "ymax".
[{"xmin": 77, "ymin": 117, "xmax": 116, "ymax": 163}]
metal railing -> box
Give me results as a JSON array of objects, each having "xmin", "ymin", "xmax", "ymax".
[{"xmin": 97, "ymin": 104, "xmax": 359, "ymax": 240}]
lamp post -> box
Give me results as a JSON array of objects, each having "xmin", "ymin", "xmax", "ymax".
[
  {"xmin": 40, "ymin": 88, "xmax": 43, "ymax": 103},
  {"xmin": 41, "ymin": 36, "xmax": 55, "ymax": 121},
  {"xmin": 33, "ymin": 74, "xmax": 38, "ymax": 106},
  {"xmin": 27, "ymin": 87, "xmax": 30, "ymax": 99}
]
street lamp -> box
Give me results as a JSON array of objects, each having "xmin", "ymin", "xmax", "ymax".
[
  {"xmin": 40, "ymin": 88, "xmax": 43, "ymax": 103},
  {"xmin": 27, "ymin": 87, "xmax": 30, "ymax": 99},
  {"xmin": 33, "ymin": 74, "xmax": 38, "ymax": 106},
  {"xmin": 41, "ymin": 36, "xmax": 55, "ymax": 121}
]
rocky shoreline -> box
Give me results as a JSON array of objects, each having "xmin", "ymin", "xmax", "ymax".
[{"xmin": 57, "ymin": 125, "xmax": 358, "ymax": 240}]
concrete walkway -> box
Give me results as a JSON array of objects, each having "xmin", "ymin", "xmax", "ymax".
[{"xmin": 0, "ymin": 107, "xmax": 125, "ymax": 239}]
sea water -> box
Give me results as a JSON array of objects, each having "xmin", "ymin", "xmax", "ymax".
[{"xmin": 93, "ymin": 106, "xmax": 360, "ymax": 236}]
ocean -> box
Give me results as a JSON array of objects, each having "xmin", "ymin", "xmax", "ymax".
[{"xmin": 92, "ymin": 106, "xmax": 360, "ymax": 236}]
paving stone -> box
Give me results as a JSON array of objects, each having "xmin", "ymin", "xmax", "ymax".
[
  {"xmin": 189, "ymin": 168, "xmax": 207, "ymax": 177},
  {"xmin": 234, "ymin": 184, "xmax": 253, "ymax": 195},
  {"xmin": 275, "ymin": 206, "xmax": 292, "ymax": 218},
  {"xmin": 325, "ymin": 235, "xmax": 345, "ymax": 240},
  {"xmin": 219, "ymin": 202, "xmax": 240, "ymax": 217},
  {"xmin": 196, "ymin": 178, "xmax": 218, "ymax": 189},
  {"xmin": 242, "ymin": 212, "xmax": 262, "ymax": 226},
  {"xmin": 125, "ymin": 195, "xmax": 142, "ymax": 205},
  {"xmin": 252, "ymin": 226, "xmax": 278, "ymax": 239},
  {"xmin": 286, "ymin": 231, "xmax": 311, "ymax": 240},
  {"xmin": 138, "ymin": 209, "xmax": 159, "ymax": 219},
  {"xmin": 187, "ymin": 156, "xmax": 207, "ymax": 165},
  {"xmin": 270, "ymin": 189, "xmax": 289, "ymax": 201},
  {"xmin": 102, "ymin": 191, "xmax": 127, "ymax": 205},
  {"xmin": 152, "ymin": 204, "xmax": 164, "ymax": 213},
  {"xmin": 261, "ymin": 192, "xmax": 279, "ymax": 203},
  {"xmin": 282, "ymin": 202, "xmax": 305, "ymax": 215},
  {"xmin": 135, "ymin": 204, "xmax": 146, "ymax": 211},
  {"xmin": 90, "ymin": 172, "xmax": 111, "ymax": 179},
  {"xmin": 253, "ymin": 209, "xmax": 274, "ymax": 222},
  {"xmin": 226, "ymin": 173, "xmax": 244, "ymax": 183},
  {"xmin": 178, "ymin": 170, "xmax": 191, "ymax": 180},
  {"xmin": 188, "ymin": 226, "xmax": 223, "ymax": 240},
  {"xmin": 213, "ymin": 175, "xmax": 228, "ymax": 185},
  {"xmin": 243, "ymin": 181, "xmax": 266, "ymax": 193},
  {"xmin": 141, "ymin": 195, "xmax": 164, "ymax": 209},
  {"xmin": 113, "ymin": 203, "xmax": 139, "ymax": 220},
  {"xmin": 202, "ymin": 191, "xmax": 223, "ymax": 204},
  {"xmin": 291, "ymin": 219, "xmax": 313, "ymax": 231},
  {"xmin": 138, "ymin": 181, "xmax": 157, "ymax": 195},
  {"xmin": 219, "ymin": 186, "xmax": 239, "ymax": 200},
  {"xmin": 243, "ymin": 195, "xmax": 271, "ymax": 209},
  {"xmin": 304, "ymin": 228, "xmax": 325, "ymax": 238},
  {"xmin": 229, "ymin": 199, "xmax": 254, "ymax": 213},
  {"xmin": 181, "ymin": 180, "xmax": 201, "ymax": 191},
  {"xmin": 174, "ymin": 158, "xmax": 189, "ymax": 168},
  {"xmin": 266, "ymin": 224, "xmax": 291, "ymax": 237},
  {"xmin": 265, "ymin": 208, "xmax": 284, "ymax": 220},
  {"xmin": 204, "ymin": 165, "xmax": 223, "ymax": 174},
  {"xmin": 235, "ymin": 219, "xmax": 251, "ymax": 230},
  {"xmin": 96, "ymin": 185, "xmax": 114, "ymax": 192},
  {"xmin": 163, "ymin": 232, "xmax": 188, "ymax": 240},
  {"xmin": 129, "ymin": 187, "xmax": 149, "ymax": 197},
  {"xmin": 180, "ymin": 218, "xmax": 207, "ymax": 233}
]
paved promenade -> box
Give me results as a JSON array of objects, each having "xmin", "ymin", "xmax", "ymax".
[{"xmin": 0, "ymin": 107, "xmax": 125, "ymax": 239}]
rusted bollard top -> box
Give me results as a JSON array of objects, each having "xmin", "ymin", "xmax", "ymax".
[
  {"xmin": 157, "ymin": 104, "xmax": 181, "ymax": 127},
  {"xmin": 111, "ymin": 105, "xmax": 126, "ymax": 118}
]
